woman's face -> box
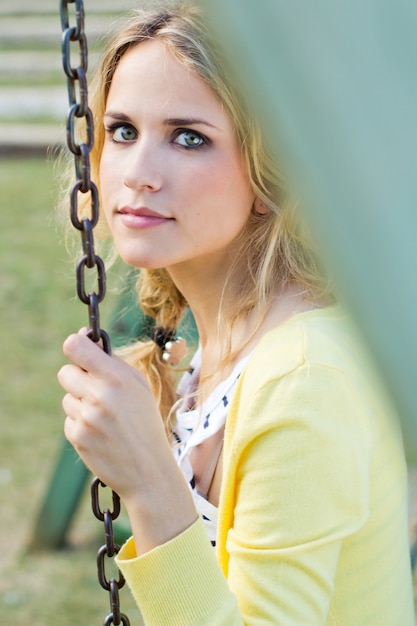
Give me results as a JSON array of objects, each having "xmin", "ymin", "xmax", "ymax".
[{"xmin": 99, "ymin": 39, "xmax": 255, "ymax": 276}]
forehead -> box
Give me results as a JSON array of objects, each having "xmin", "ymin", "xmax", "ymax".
[{"xmin": 107, "ymin": 39, "xmax": 227, "ymax": 123}]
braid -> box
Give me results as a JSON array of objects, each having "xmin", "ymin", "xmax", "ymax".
[
  {"xmin": 139, "ymin": 268, "xmax": 187, "ymax": 328},
  {"xmin": 117, "ymin": 269, "xmax": 188, "ymax": 432}
]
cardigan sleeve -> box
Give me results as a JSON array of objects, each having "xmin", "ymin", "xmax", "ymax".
[
  {"xmin": 116, "ymin": 516, "xmax": 243, "ymax": 625},
  {"xmin": 116, "ymin": 362, "xmax": 373, "ymax": 625}
]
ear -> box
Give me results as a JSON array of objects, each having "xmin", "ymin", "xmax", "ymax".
[{"xmin": 254, "ymin": 197, "xmax": 269, "ymax": 215}]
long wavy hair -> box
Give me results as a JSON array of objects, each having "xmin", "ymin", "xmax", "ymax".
[{"xmin": 66, "ymin": 0, "xmax": 330, "ymax": 429}]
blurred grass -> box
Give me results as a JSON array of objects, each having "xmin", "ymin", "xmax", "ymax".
[{"xmin": 0, "ymin": 155, "xmax": 140, "ymax": 624}]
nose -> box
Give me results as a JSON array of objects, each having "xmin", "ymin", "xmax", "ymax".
[{"xmin": 122, "ymin": 138, "xmax": 162, "ymax": 192}]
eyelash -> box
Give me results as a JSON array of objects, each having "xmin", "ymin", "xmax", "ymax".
[
  {"xmin": 172, "ymin": 129, "xmax": 209, "ymax": 150},
  {"xmin": 105, "ymin": 122, "xmax": 137, "ymax": 143},
  {"xmin": 104, "ymin": 123, "xmax": 209, "ymax": 150}
]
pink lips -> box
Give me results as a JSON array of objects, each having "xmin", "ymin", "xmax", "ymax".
[{"xmin": 118, "ymin": 206, "xmax": 171, "ymax": 229}]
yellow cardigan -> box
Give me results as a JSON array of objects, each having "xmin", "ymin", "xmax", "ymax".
[{"xmin": 116, "ymin": 306, "xmax": 414, "ymax": 624}]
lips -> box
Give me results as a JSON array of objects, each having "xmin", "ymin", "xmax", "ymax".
[
  {"xmin": 117, "ymin": 206, "xmax": 172, "ymax": 229},
  {"xmin": 119, "ymin": 206, "xmax": 166, "ymax": 218}
]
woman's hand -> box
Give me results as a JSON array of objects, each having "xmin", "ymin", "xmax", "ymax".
[
  {"xmin": 57, "ymin": 330, "xmax": 198, "ymax": 552},
  {"xmin": 57, "ymin": 329, "xmax": 166, "ymax": 500}
]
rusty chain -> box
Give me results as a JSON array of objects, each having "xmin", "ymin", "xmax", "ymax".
[{"xmin": 60, "ymin": 1, "xmax": 130, "ymax": 624}]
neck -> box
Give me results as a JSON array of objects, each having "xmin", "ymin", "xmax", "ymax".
[
  {"xmin": 167, "ymin": 254, "xmax": 232, "ymax": 348},
  {"xmin": 167, "ymin": 258, "xmax": 320, "ymax": 383}
]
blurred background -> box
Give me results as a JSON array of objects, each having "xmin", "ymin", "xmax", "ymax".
[
  {"xmin": 1, "ymin": 1, "xmax": 416, "ymax": 624},
  {"xmin": 0, "ymin": 1, "xmax": 144, "ymax": 624}
]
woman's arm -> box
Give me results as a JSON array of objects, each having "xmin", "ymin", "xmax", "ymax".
[{"xmin": 58, "ymin": 330, "xmax": 198, "ymax": 554}]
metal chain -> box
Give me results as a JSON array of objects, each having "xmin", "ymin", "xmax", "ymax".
[{"xmin": 60, "ymin": 2, "xmax": 129, "ymax": 624}]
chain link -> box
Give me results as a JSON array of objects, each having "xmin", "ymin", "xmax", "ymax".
[{"xmin": 60, "ymin": 2, "xmax": 129, "ymax": 623}]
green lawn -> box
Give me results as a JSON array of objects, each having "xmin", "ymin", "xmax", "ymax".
[{"xmin": 0, "ymin": 155, "xmax": 140, "ymax": 625}]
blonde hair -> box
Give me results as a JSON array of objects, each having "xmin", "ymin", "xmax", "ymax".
[{"xmin": 69, "ymin": 0, "xmax": 330, "ymax": 428}]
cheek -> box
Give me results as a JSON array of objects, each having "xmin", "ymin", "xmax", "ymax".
[
  {"xmin": 99, "ymin": 152, "xmax": 114, "ymax": 193},
  {"xmin": 97, "ymin": 162, "xmax": 117, "ymax": 235},
  {"xmin": 189, "ymin": 153, "xmax": 251, "ymax": 204},
  {"xmin": 99, "ymin": 153, "xmax": 120, "ymax": 208},
  {"xmin": 210, "ymin": 157, "xmax": 254, "ymax": 218}
]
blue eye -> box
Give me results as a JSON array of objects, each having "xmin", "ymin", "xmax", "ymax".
[
  {"xmin": 174, "ymin": 130, "xmax": 206, "ymax": 149},
  {"xmin": 107, "ymin": 124, "xmax": 137, "ymax": 143}
]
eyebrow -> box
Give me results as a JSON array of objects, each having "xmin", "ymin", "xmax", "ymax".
[
  {"xmin": 104, "ymin": 111, "xmax": 130, "ymax": 119},
  {"xmin": 165, "ymin": 117, "xmax": 218, "ymax": 130},
  {"xmin": 103, "ymin": 111, "xmax": 218, "ymax": 130}
]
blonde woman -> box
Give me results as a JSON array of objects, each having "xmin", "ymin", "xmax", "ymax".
[{"xmin": 58, "ymin": 1, "xmax": 414, "ymax": 623}]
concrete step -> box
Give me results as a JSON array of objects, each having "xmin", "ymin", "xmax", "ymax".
[
  {"xmin": 0, "ymin": 0, "xmax": 137, "ymax": 14},
  {"xmin": 0, "ymin": 51, "xmax": 63, "ymax": 76},
  {"xmin": 0, "ymin": 86, "xmax": 67, "ymax": 120},
  {"xmin": 0, "ymin": 122, "xmax": 64, "ymax": 156},
  {"xmin": 0, "ymin": 1, "xmax": 137, "ymax": 152},
  {"xmin": 0, "ymin": 50, "xmax": 101, "ymax": 78},
  {"xmin": 0, "ymin": 14, "xmax": 119, "ymax": 47}
]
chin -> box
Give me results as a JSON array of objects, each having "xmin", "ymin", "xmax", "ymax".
[{"xmin": 120, "ymin": 252, "xmax": 165, "ymax": 270}]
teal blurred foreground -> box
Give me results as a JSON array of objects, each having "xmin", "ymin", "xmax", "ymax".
[{"xmin": 202, "ymin": 0, "xmax": 417, "ymax": 461}]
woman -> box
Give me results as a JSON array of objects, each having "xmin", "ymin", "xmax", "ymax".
[{"xmin": 57, "ymin": 1, "xmax": 414, "ymax": 623}]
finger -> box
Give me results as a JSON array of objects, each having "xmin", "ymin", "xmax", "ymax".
[
  {"xmin": 57, "ymin": 362, "xmax": 91, "ymax": 398},
  {"xmin": 64, "ymin": 413, "xmax": 85, "ymax": 452},
  {"xmin": 77, "ymin": 327, "xmax": 106, "ymax": 353},
  {"xmin": 62, "ymin": 332, "xmax": 111, "ymax": 376},
  {"xmin": 62, "ymin": 392, "xmax": 81, "ymax": 420}
]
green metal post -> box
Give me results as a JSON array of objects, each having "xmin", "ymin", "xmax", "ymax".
[{"xmin": 30, "ymin": 438, "xmax": 90, "ymax": 549}]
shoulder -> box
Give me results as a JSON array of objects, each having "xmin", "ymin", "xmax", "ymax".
[
  {"xmin": 230, "ymin": 305, "xmax": 396, "ymax": 441},
  {"xmin": 243, "ymin": 304, "xmax": 366, "ymax": 388}
]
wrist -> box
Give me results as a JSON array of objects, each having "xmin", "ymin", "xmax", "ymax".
[{"xmin": 123, "ymin": 456, "xmax": 198, "ymax": 556}]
